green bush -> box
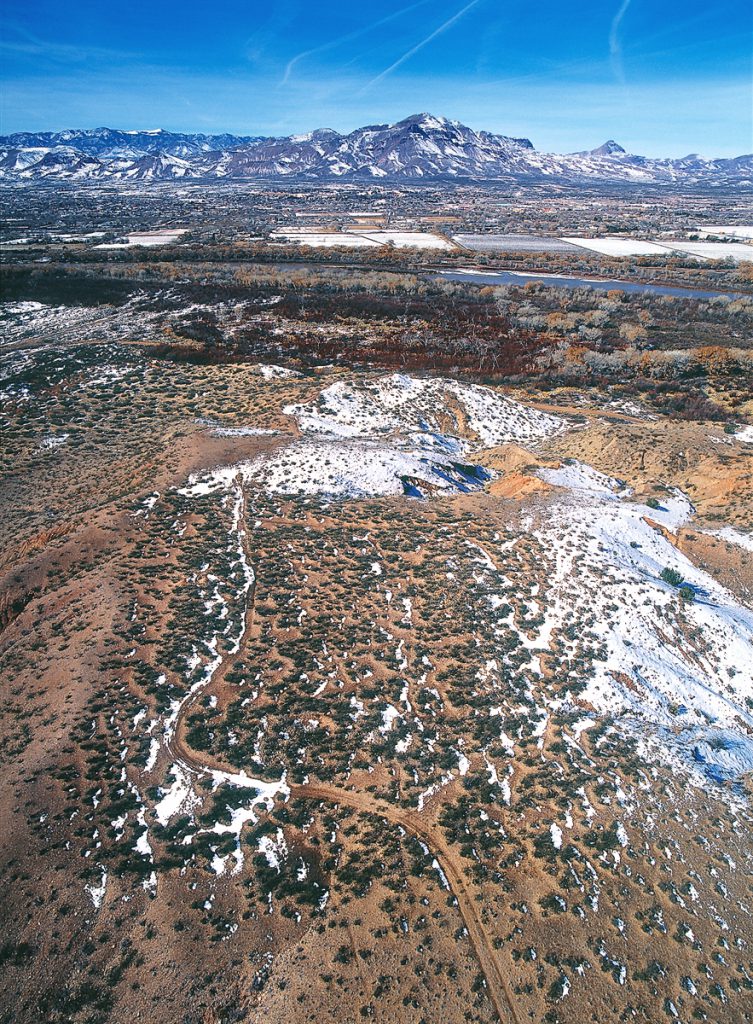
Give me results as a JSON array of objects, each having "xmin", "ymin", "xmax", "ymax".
[{"xmin": 660, "ymin": 567, "xmax": 684, "ymax": 587}]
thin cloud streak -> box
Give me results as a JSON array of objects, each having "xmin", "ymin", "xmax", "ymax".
[
  {"xmin": 0, "ymin": 23, "xmax": 138, "ymax": 65},
  {"xmin": 282, "ymin": 1, "xmax": 433, "ymax": 84},
  {"xmin": 365, "ymin": 0, "xmax": 483, "ymax": 89},
  {"xmin": 609, "ymin": 0, "xmax": 632, "ymax": 84}
]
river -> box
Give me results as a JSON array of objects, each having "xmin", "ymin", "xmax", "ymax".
[{"xmin": 436, "ymin": 268, "xmax": 747, "ymax": 300}]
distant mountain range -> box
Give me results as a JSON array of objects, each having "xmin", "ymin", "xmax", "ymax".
[{"xmin": 1, "ymin": 113, "xmax": 751, "ymax": 186}]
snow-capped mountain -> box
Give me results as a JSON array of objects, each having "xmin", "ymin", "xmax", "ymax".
[
  {"xmin": 575, "ymin": 140, "xmax": 627, "ymax": 158},
  {"xmin": 1, "ymin": 113, "xmax": 751, "ymax": 186},
  {"xmin": 0, "ymin": 127, "xmax": 263, "ymax": 160}
]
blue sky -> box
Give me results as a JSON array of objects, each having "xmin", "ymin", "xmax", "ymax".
[{"xmin": 1, "ymin": 0, "xmax": 751, "ymax": 156}]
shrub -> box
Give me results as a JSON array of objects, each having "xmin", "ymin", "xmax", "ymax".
[{"xmin": 660, "ymin": 567, "xmax": 684, "ymax": 587}]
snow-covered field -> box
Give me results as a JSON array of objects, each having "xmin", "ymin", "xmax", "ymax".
[
  {"xmin": 535, "ymin": 235, "xmax": 753, "ymax": 262},
  {"xmin": 453, "ymin": 234, "xmax": 581, "ymax": 253},
  {"xmin": 270, "ymin": 230, "xmax": 381, "ymax": 248},
  {"xmin": 658, "ymin": 241, "xmax": 753, "ymax": 262},
  {"xmin": 355, "ymin": 230, "xmax": 454, "ymax": 250},
  {"xmin": 94, "ymin": 228, "xmax": 188, "ymax": 249},
  {"xmin": 270, "ymin": 228, "xmax": 453, "ymax": 250},
  {"xmin": 562, "ymin": 237, "xmax": 672, "ymax": 257},
  {"xmin": 699, "ymin": 225, "xmax": 753, "ymax": 239}
]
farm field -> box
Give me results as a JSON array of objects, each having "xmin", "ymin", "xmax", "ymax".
[
  {"xmin": 561, "ymin": 237, "xmax": 674, "ymax": 257},
  {"xmin": 270, "ymin": 230, "xmax": 384, "ymax": 248},
  {"xmin": 271, "ymin": 228, "xmax": 455, "ymax": 250},
  {"xmin": 700, "ymin": 226, "xmax": 753, "ymax": 239},
  {"xmin": 354, "ymin": 230, "xmax": 455, "ymax": 249},
  {"xmin": 454, "ymin": 234, "xmax": 588, "ymax": 253},
  {"xmin": 563, "ymin": 237, "xmax": 753, "ymax": 262},
  {"xmin": 94, "ymin": 228, "xmax": 189, "ymax": 249},
  {"xmin": 659, "ymin": 240, "xmax": 753, "ymax": 262}
]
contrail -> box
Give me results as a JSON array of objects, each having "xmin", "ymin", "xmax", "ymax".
[
  {"xmin": 282, "ymin": 0, "xmax": 433, "ymax": 85},
  {"xmin": 366, "ymin": 0, "xmax": 483, "ymax": 89},
  {"xmin": 609, "ymin": 0, "xmax": 632, "ymax": 84}
]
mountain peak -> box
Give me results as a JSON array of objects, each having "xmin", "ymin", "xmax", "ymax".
[
  {"xmin": 396, "ymin": 113, "xmax": 454, "ymax": 131},
  {"xmin": 592, "ymin": 139, "xmax": 626, "ymax": 157}
]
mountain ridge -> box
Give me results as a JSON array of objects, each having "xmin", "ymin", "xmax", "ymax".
[{"xmin": 2, "ymin": 113, "xmax": 751, "ymax": 186}]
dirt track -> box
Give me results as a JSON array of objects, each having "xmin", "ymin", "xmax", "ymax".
[{"xmin": 292, "ymin": 782, "xmax": 521, "ymax": 1024}]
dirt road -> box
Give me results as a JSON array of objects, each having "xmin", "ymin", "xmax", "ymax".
[{"xmin": 292, "ymin": 781, "xmax": 522, "ymax": 1024}]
